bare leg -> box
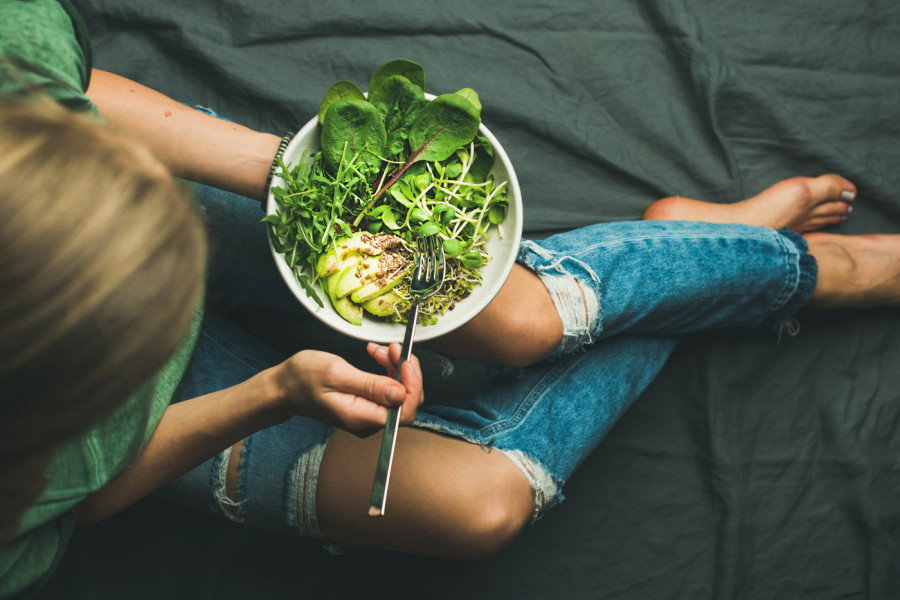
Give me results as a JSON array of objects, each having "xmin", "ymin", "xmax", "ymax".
[
  {"xmin": 316, "ymin": 428, "xmax": 534, "ymax": 559},
  {"xmin": 222, "ymin": 427, "xmax": 533, "ymax": 559},
  {"xmin": 428, "ymin": 264, "xmax": 564, "ymax": 367},
  {"xmin": 642, "ymin": 174, "xmax": 856, "ymax": 232},
  {"xmin": 806, "ymin": 233, "xmax": 900, "ymax": 308},
  {"xmin": 640, "ymin": 173, "xmax": 900, "ymax": 307},
  {"xmin": 432, "ymin": 174, "xmax": 877, "ymax": 368}
]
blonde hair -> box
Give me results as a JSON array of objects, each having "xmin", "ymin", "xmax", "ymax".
[{"xmin": 0, "ymin": 101, "xmax": 207, "ymax": 543}]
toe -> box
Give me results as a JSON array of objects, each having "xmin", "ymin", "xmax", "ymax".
[{"xmin": 809, "ymin": 174, "xmax": 856, "ymax": 204}]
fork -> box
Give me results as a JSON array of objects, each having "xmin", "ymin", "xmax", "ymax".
[{"xmin": 368, "ymin": 234, "xmax": 446, "ymax": 517}]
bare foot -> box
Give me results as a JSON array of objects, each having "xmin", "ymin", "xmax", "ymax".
[
  {"xmin": 642, "ymin": 174, "xmax": 856, "ymax": 232},
  {"xmin": 806, "ymin": 232, "xmax": 900, "ymax": 308}
]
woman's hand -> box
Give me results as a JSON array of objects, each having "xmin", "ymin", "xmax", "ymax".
[{"xmin": 274, "ymin": 344, "xmax": 424, "ymax": 434}]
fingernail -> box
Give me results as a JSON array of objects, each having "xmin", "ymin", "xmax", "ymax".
[
  {"xmin": 387, "ymin": 386, "xmax": 405, "ymax": 403},
  {"xmin": 846, "ymin": 205, "xmax": 853, "ymax": 213},
  {"xmin": 841, "ymin": 190, "xmax": 856, "ymax": 202}
]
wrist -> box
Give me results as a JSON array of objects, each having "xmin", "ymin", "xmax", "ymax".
[
  {"xmin": 259, "ymin": 132, "xmax": 295, "ymax": 208},
  {"xmin": 253, "ymin": 363, "xmax": 297, "ymax": 424}
]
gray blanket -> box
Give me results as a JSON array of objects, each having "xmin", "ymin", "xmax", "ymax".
[{"xmin": 47, "ymin": 1, "xmax": 900, "ymax": 598}]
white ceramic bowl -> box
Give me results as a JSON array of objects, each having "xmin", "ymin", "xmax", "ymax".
[{"xmin": 267, "ymin": 102, "xmax": 523, "ymax": 344}]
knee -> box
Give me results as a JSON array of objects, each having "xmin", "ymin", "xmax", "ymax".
[
  {"xmin": 487, "ymin": 309, "xmax": 560, "ymax": 368},
  {"xmin": 451, "ymin": 485, "xmax": 533, "ymax": 559}
]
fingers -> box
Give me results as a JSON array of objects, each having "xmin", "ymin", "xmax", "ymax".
[
  {"xmin": 367, "ymin": 342, "xmax": 425, "ymax": 423},
  {"xmin": 366, "ymin": 342, "xmax": 407, "ymax": 374},
  {"xmin": 367, "ymin": 342, "xmax": 396, "ymax": 373}
]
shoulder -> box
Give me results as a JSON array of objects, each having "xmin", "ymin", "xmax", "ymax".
[{"xmin": 0, "ymin": 0, "xmax": 94, "ymax": 111}]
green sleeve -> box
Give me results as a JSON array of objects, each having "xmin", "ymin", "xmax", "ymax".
[{"xmin": 0, "ymin": 0, "xmax": 93, "ymax": 111}]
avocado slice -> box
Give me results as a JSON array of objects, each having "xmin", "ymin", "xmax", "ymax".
[
  {"xmin": 332, "ymin": 255, "xmax": 382, "ymax": 299},
  {"xmin": 362, "ymin": 290, "xmax": 402, "ymax": 317},
  {"xmin": 335, "ymin": 231, "xmax": 401, "ymax": 261},
  {"xmin": 315, "ymin": 246, "xmax": 343, "ymax": 279},
  {"xmin": 332, "ymin": 294, "xmax": 363, "ymax": 325},
  {"xmin": 349, "ymin": 262, "xmax": 408, "ymax": 303}
]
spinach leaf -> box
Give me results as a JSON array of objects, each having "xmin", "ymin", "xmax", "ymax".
[
  {"xmin": 318, "ymin": 81, "xmax": 366, "ymax": 125},
  {"xmin": 408, "ymin": 93, "xmax": 480, "ymax": 162},
  {"xmin": 368, "ymin": 75, "xmax": 427, "ymax": 156},
  {"xmin": 369, "ymin": 59, "xmax": 425, "ymax": 94},
  {"xmin": 357, "ymin": 95, "xmax": 479, "ymax": 220},
  {"xmin": 321, "ymin": 98, "xmax": 387, "ymax": 174},
  {"xmin": 453, "ymin": 88, "xmax": 482, "ymax": 115}
]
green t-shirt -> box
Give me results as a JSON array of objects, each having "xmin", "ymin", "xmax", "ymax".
[
  {"xmin": 0, "ymin": 0, "xmax": 93, "ymax": 112},
  {"xmin": 0, "ymin": 1, "xmax": 202, "ymax": 597}
]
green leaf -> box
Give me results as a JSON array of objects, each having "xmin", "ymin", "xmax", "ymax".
[
  {"xmin": 369, "ymin": 59, "xmax": 425, "ymax": 93},
  {"xmin": 320, "ymin": 98, "xmax": 387, "ymax": 174},
  {"xmin": 488, "ymin": 204, "xmax": 507, "ymax": 224},
  {"xmin": 408, "ymin": 207, "xmax": 429, "ymax": 223},
  {"xmin": 443, "ymin": 238, "xmax": 465, "ymax": 257},
  {"xmin": 468, "ymin": 134, "xmax": 495, "ymax": 182},
  {"xmin": 318, "ymin": 81, "xmax": 366, "ymax": 125},
  {"xmin": 417, "ymin": 221, "xmax": 440, "ymax": 237},
  {"xmin": 296, "ymin": 272, "xmax": 325, "ymax": 308},
  {"xmin": 368, "ymin": 75, "xmax": 427, "ymax": 159},
  {"xmin": 434, "ymin": 204, "xmax": 455, "ymax": 226},
  {"xmin": 408, "ymin": 93, "xmax": 480, "ymax": 163},
  {"xmin": 388, "ymin": 186, "xmax": 413, "ymax": 207},
  {"xmin": 460, "ymin": 251, "xmax": 484, "ymax": 269},
  {"xmin": 381, "ymin": 208, "xmax": 401, "ymax": 230},
  {"xmin": 369, "ymin": 75, "xmax": 425, "ymax": 121},
  {"xmin": 453, "ymin": 88, "xmax": 482, "ymax": 116}
]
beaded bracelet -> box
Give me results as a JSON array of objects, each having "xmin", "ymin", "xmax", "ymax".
[{"xmin": 260, "ymin": 132, "xmax": 295, "ymax": 208}]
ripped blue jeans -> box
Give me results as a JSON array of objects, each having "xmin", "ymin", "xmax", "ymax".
[{"xmin": 160, "ymin": 184, "xmax": 817, "ymax": 535}]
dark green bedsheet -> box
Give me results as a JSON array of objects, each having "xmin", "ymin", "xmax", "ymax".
[{"xmin": 46, "ymin": 1, "xmax": 900, "ymax": 598}]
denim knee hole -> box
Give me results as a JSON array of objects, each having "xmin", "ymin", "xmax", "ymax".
[
  {"xmin": 286, "ymin": 441, "xmax": 328, "ymax": 538},
  {"xmin": 213, "ymin": 446, "xmax": 245, "ymax": 522},
  {"xmin": 497, "ymin": 448, "xmax": 561, "ymax": 520},
  {"xmin": 539, "ymin": 272, "xmax": 601, "ymax": 357}
]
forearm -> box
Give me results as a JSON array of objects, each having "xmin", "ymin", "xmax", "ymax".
[
  {"xmin": 72, "ymin": 367, "xmax": 289, "ymax": 525},
  {"xmin": 71, "ymin": 346, "xmax": 421, "ymax": 525},
  {"xmin": 86, "ymin": 69, "xmax": 281, "ymax": 200}
]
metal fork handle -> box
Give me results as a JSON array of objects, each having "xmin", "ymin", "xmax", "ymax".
[{"xmin": 367, "ymin": 302, "xmax": 420, "ymax": 517}]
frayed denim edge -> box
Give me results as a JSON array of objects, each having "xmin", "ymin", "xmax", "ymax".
[
  {"xmin": 763, "ymin": 229, "xmax": 818, "ymax": 331},
  {"xmin": 518, "ymin": 240, "xmax": 603, "ymax": 357},
  {"xmin": 211, "ymin": 446, "xmax": 246, "ymax": 523},
  {"xmin": 285, "ymin": 441, "xmax": 328, "ymax": 539}
]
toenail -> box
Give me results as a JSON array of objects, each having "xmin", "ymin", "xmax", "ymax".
[{"xmin": 841, "ymin": 190, "xmax": 856, "ymax": 202}]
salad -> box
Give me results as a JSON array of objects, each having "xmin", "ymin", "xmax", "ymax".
[{"xmin": 264, "ymin": 59, "xmax": 509, "ymax": 327}]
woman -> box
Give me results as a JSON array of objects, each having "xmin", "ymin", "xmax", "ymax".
[{"xmin": 4, "ymin": 0, "xmax": 900, "ymax": 597}]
